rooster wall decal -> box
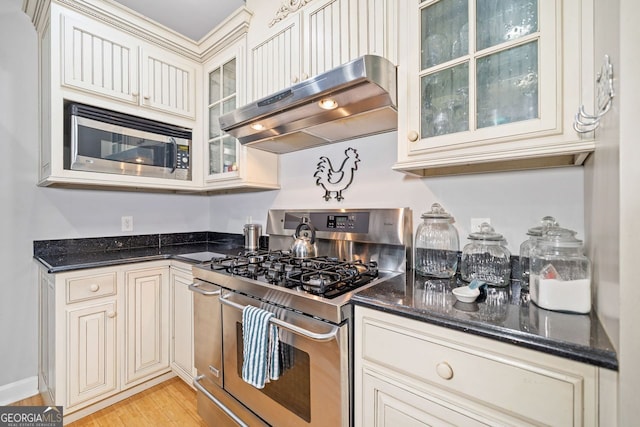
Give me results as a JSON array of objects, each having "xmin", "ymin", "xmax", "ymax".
[{"xmin": 313, "ymin": 148, "xmax": 360, "ymax": 201}]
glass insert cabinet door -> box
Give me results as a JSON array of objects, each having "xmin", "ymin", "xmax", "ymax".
[
  {"xmin": 208, "ymin": 58, "xmax": 238, "ymax": 175},
  {"xmin": 416, "ymin": 0, "xmax": 555, "ymax": 144}
]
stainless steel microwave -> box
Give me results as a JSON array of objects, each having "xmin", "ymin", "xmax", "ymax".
[{"xmin": 64, "ymin": 102, "xmax": 192, "ymax": 180}]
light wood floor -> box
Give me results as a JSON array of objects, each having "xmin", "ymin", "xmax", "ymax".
[{"xmin": 11, "ymin": 377, "xmax": 208, "ymax": 426}]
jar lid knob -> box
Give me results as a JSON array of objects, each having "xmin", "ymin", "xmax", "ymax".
[
  {"xmin": 421, "ymin": 202, "xmax": 454, "ymax": 219},
  {"xmin": 527, "ymin": 215, "xmax": 559, "ymax": 236},
  {"xmin": 468, "ymin": 222, "xmax": 504, "ymax": 241}
]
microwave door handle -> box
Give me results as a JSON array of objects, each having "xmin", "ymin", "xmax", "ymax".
[
  {"xmin": 169, "ymin": 137, "xmax": 178, "ymax": 173},
  {"xmin": 219, "ymin": 293, "xmax": 339, "ymax": 342}
]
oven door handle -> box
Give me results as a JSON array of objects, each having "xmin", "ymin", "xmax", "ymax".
[
  {"xmin": 219, "ymin": 294, "xmax": 339, "ymax": 342},
  {"xmin": 188, "ymin": 283, "xmax": 221, "ymax": 296},
  {"xmin": 193, "ymin": 375, "xmax": 249, "ymax": 427}
]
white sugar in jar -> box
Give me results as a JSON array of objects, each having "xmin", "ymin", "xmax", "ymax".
[{"xmin": 530, "ymin": 228, "xmax": 591, "ymax": 314}]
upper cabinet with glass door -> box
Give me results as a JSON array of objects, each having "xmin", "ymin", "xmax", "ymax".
[
  {"xmin": 208, "ymin": 58, "xmax": 239, "ymax": 177},
  {"xmin": 394, "ymin": 0, "xmax": 595, "ymax": 176},
  {"xmin": 203, "ymin": 39, "xmax": 279, "ymax": 190}
]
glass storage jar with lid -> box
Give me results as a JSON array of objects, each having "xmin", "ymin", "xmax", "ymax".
[
  {"xmin": 530, "ymin": 227, "xmax": 591, "ymax": 314},
  {"xmin": 519, "ymin": 216, "xmax": 559, "ymax": 290},
  {"xmin": 414, "ymin": 203, "xmax": 460, "ymax": 278},
  {"xmin": 461, "ymin": 223, "xmax": 511, "ymax": 287}
]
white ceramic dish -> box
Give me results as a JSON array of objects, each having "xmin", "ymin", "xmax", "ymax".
[{"xmin": 452, "ymin": 286, "xmax": 480, "ymax": 303}]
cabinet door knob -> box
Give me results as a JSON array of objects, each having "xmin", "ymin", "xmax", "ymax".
[
  {"xmin": 408, "ymin": 130, "xmax": 420, "ymax": 142},
  {"xmin": 89, "ymin": 284, "xmax": 100, "ymax": 292},
  {"xmin": 292, "ymin": 76, "xmax": 299, "ymax": 84},
  {"xmin": 301, "ymin": 73, "xmax": 309, "ymax": 81},
  {"xmin": 436, "ymin": 362, "xmax": 454, "ymax": 380},
  {"xmin": 107, "ymin": 311, "xmax": 116, "ymax": 318},
  {"xmin": 132, "ymin": 91, "xmax": 139, "ymax": 97}
]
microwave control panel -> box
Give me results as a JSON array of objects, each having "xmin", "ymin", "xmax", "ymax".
[{"xmin": 176, "ymin": 145, "xmax": 190, "ymax": 169}]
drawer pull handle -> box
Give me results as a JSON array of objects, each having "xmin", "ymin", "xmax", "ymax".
[
  {"xmin": 107, "ymin": 311, "xmax": 116, "ymax": 318},
  {"xmin": 89, "ymin": 284, "xmax": 100, "ymax": 292},
  {"xmin": 436, "ymin": 362, "xmax": 454, "ymax": 380}
]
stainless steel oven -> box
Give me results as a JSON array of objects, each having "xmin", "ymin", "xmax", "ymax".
[
  {"xmin": 64, "ymin": 102, "xmax": 192, "ymax": 180},
  {"xmin": 190, "ymin": 208, "xmax": 412, "ymax": 427}
]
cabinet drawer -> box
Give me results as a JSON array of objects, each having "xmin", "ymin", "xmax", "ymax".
[
  {"xmin": 67, "ymin": 273, "xmax": 117, "ymax": 303},
  {"xmin": 361, "ymin": 317, "xmax": 585, "ymax": 426}
]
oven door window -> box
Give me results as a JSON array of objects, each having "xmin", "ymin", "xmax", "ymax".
[{"xmin": 235, "ymin": 323, "xmax": 311, "ymax": 422}]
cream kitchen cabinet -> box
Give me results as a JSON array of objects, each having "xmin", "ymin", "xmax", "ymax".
[
  {"xmin": 62, "ymin": 12, "xmax": 197, "ymax": 120},
  {"xmin": 169, "ymin": 263, "xmax": 197, "ymax": 385},
  {"xmin": 393, "ymin": 0, "xmax": 596, "ymax": 177},
  {"xmin": 37, "ymin": 261, "xmax": 176, "ymax": 423},
  {"xmin": 123, "ymin": 266, "xmax": 171, "ymax": 388},
  {"xmin": 247, "ymin": 0, "xmax": 398, "ymax": 101},
  {"xmin": 26, "ymin": 1, "xmax": 203, "ymax": 192},
  {"xmin": 354, "ymin": 307, "xmax": 599, "ymax": 426},
  {"xmin": 66, "ymin": 299, "xmax": 118, "ymax": 408},
  {"xmin": 203, "ymin": 36, "xmax": 279, "ymax": 191}
]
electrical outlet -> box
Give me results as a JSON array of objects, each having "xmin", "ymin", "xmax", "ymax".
[
  {"xmin": 470, "ymin": 217, "xmax": 490, "ymax": 232},
  {"xmin": 121, "ymin": 216, "xmax": 133, "ymax": 232}
]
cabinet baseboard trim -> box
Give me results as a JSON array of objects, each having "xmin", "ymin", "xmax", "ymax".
[{"xmin": 0, "ymin": 376, "xmax": 38, "ymax": 406}]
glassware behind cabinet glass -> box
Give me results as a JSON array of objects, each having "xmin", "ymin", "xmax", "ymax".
[
  {"xmin": 421, "ymin": 0, "xmax": 468, "ymax": 68},
  {"xmin": 414, "ymin": 203, "xmax": 460, "ymax": 278},
  {"xmin": 421, "ymin": 65, "xmax": 469, "ymax": 138},
  {"xmin": 476, "ymin": 0, "xmax": 538, "ymax": 51},
  {"xmin": 461, "ymin": 223, "xmax": 511, "ymax": 287},
  {"xmin": 417, "ymin": 0, "xmax": 542, "ymax": 141},
  {"xmin": 419, "ymin": 0, "xmax": 470, "ymax": 139},
  {"xmin": 476, "ymin": 42, "xmax": 539, "ymax": 128},
  {"xmin": 208, "ymin": 58, "xmax": 238, "ymax": 175}
]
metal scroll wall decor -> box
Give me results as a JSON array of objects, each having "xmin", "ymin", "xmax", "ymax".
[
  {"xmin": 574, "ymin": 54, "xmax": 615, "ymax": 133},
  {"xmin": 269, "ymin": 0, "xmax": 314, "ymax": 27},
  {"xmin": 314, "ymin": 148, "xmax": 360, "ymax": 201}
]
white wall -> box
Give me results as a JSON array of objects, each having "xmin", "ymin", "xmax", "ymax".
[
  {"xmin": 0, "ymin": 0, "xmax": 210, "ymax": 392},
  {"xmin": 209, "ymin": 132, "xmax": 585, "ymax": 256}
]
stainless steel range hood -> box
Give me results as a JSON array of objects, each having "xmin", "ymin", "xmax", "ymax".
[{"xmin": 218, "ymin": 55, "xmax": 397, "ymax": 154}]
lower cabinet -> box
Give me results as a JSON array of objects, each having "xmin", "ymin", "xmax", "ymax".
[
  {"xmin": 37, "ymin": 261, "xmax": 182, "ymax": 420},
  {"xmin": 169, "ymin": 263, "xmax": 197, "ymax": 385},
  {"xmin": 123, "ymin": 267, "xmax": 170, "ymax": 387},
  {"xmin": 354, "ymin": 306, "xmax": 599, "ymax": 427},
  {"xmin": 67, "ymin": 300, "xmax": 118, "ymax": 408}
]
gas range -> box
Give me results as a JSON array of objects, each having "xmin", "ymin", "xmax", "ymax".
[
  {"xmin": 192, "ymin": 253, "xmax": 396, "ymax": 324},
  {"xmin": 192, "ymin": 208, "xmax": 412, "ymax": 324},
  {"xmin": 190, "ymin": 208, "xmax": 412, "ymax": 427}
]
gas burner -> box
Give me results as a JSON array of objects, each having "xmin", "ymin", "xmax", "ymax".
[
  {"xmin": 300, "ymin": 271, "xmax": 342, "ymax": 294},
  {"xmin": 207, "ymin": 252, "xmax": 379, "ymax": 298}
]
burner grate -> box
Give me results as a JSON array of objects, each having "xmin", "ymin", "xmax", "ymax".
[{"xmin": 209, "ymin": 251, "xmax": 378, "ymax": 298}]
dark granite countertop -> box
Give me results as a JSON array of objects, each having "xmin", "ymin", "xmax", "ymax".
[
  {"xmin": 35, "ymin": 234, "xmax": 618, "ymax": 371},
  {"xmin": 33, "ymin": 231, "xmax": 257, "ymax": 273},
  {"xmin": 352, "ymin": 272, "xmax": 618, "ymax": 370}
]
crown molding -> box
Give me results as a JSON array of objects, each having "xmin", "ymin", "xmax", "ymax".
[{"xmin": 21, "ymin": 0, "xmax": 253, "ymax": 64}]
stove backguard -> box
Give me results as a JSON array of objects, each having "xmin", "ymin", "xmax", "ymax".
[{"xmin": 266, "ymin": 208, "xmax": 412, "ymax": 273}]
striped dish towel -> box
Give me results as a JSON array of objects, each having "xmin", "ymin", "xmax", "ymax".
[{"xmin": 241, "ymin": 305, "xmax": 281, "ymax": 389}]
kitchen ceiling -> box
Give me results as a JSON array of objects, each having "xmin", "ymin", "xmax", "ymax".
[{"xmin": 114, "ymin": 0, "xmax": 246, "ymax": 41}]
